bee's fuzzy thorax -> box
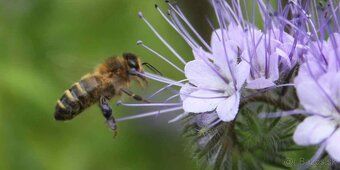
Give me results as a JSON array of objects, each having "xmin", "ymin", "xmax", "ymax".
[{"xmin": 95, "ymin": 56, "xmax": 128, "ymax": 77}]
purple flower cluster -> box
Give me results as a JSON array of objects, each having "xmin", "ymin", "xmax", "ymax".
[
  {"xmin": 117, "ymin": 0, "xmax": 340, "ymax": 168},
  {"xmin": 289, "ymin": 24, "xmax": 340, "ymax": 165},
  {"xmin": 264, "ymin": 0, "xmax": 340, "ymax": 166}
]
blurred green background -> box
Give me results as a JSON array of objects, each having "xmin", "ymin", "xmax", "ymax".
[{"xmin": 0, "ymin": 0, "xmax": 214, "ymax": 169}]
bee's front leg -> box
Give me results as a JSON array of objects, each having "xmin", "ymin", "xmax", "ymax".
[{"xmin": 99, "ymin": 96, "xmax": 117, "ymax": 137}]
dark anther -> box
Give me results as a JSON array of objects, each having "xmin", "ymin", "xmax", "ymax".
[{"xmin": 142, "ymin": 62, "xmax": 162, "ymax": 76}]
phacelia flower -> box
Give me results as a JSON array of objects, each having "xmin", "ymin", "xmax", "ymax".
[
  {"xmin": 180, "ymin": 27, "xmax": 250, "ymax": 121},
  {"xmin": 179, "ymin": 0, "xmax": 302, "ymax": 121},
  {"xmin": 243, "ymin": 27, "xmax": 302, "ymax": 89},
  {"xmin": 261, "ymin": 0, "xmax": 340, "ymax": 167},
  {"xmin": 293, "ymin": 33, "xmax": 340, "ymax": 164}
]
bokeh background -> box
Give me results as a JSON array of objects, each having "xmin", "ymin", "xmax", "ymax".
[{"xmin": 0, "ymin": 0, "xmax": 215, "ymax": 169}]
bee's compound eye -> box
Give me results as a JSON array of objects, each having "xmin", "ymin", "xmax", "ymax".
[{"xmin": 128, "ymin": 60, "xmax": 137, "ymax": 68}]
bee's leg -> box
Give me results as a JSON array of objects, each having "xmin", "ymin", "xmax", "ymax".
[
  {"xmin": 99, "ymin": 96, "xmax": 117, "ymax": 137},
  {"xmin": 120, "ymin": 88, "xmax": 150, "ymax": 103}
]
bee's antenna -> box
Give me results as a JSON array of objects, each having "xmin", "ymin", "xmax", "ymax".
[{"xmin": 142, "ymin": 62, "xmax": 163, "ymax": 76}]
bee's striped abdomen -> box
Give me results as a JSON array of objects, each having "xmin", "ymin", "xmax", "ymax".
[{"xmin": 54, "ymin": 76, "xmax": 105, "ymax": 120}]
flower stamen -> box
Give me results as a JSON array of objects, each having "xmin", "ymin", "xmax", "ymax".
[
  {"xmin": 137, "ymin": 40, "xmax": 184, "ymax": 73},
  {"xmin": 116, "ymin": 106, "xmax": 183, "ymax": 122},
  {"xmin": 138, "ymin": 12, "xmax": 187, "ymax": 64}
]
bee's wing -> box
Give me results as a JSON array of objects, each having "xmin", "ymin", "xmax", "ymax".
[{"xmin": 51, "ymin": 56, "xmax": 100, "ymax": 83}]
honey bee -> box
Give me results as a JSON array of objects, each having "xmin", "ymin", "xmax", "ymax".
[{"xmin": 54, "ymin": 53, "xmax": 154, "ymax": 137}]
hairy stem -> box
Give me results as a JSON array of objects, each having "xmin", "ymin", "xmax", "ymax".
[{"xmin": 240, "ymin": 94, "xmax": 295, "ymax": 110}]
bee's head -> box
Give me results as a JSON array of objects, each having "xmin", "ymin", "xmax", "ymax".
[
  {"xmin": 123, "ymin": 53, "xmax": 144, "ymax": 74},
  {"xmin": 123, "ymin": 53, "xmax": 146, "ymax": 86}
]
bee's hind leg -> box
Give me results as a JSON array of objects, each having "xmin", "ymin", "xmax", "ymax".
[{"xmin": 99, "ymin": 96, "xmax": 117, "ymax": 137}]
